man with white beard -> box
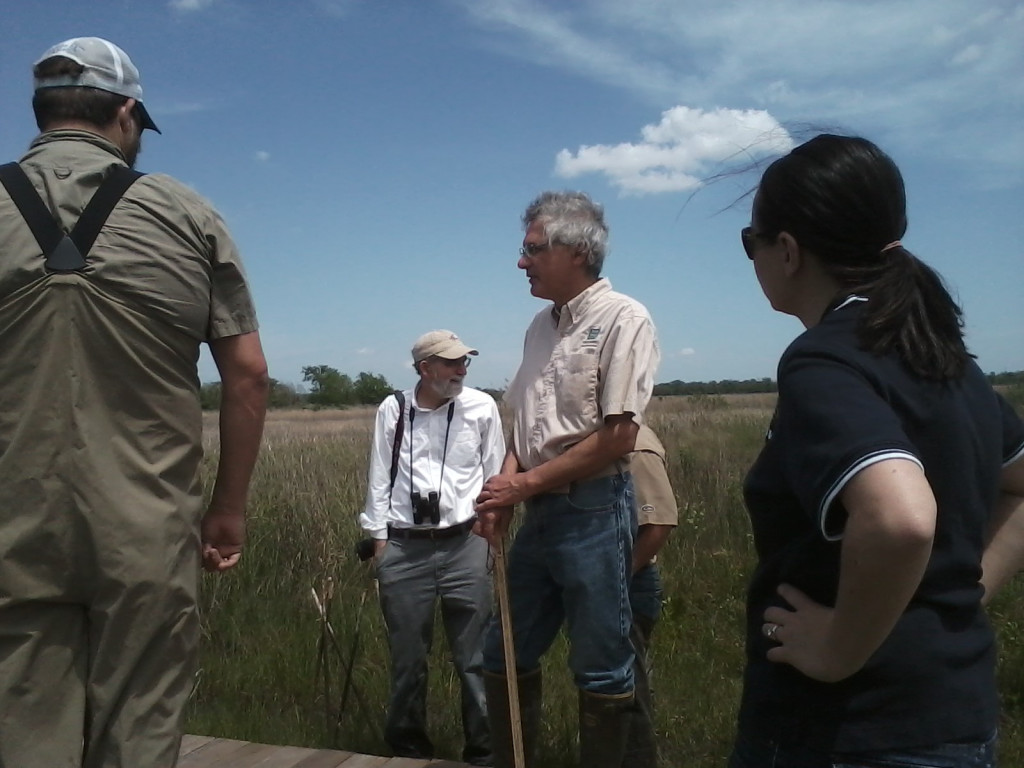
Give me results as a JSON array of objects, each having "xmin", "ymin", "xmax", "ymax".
[{"xmin": 360, "ymin": 330, "xmax": 505, "ymax": 766}]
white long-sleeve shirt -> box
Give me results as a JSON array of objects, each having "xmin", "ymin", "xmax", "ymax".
[{"xmin": 360, "ymin": 385, "xmax": 505, "ymax": 539}]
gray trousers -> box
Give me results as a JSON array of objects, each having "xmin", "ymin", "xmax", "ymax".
[{"xmin": 376, "ymin": 531, "xmax": 492, "ymax": 762}]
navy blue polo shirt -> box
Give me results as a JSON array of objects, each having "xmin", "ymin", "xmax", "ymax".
[{"xmin": 737, "ymin": 298, "xmax": 1024, "ymax": 753}]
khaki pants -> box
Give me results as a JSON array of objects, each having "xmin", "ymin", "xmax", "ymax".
[{"xmin": 0, "ymin": 490, "xmax": 201, "ymax": 768}]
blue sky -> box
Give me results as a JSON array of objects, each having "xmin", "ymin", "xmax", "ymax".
[{"xmin": 2, "ymin": 0, "xmax": 1021, "ymax": 391}]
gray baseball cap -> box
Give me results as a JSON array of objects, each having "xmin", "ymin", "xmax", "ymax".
[{"xmin": 34, "ymin": 37, "xmax": 160, "ymax": 133}]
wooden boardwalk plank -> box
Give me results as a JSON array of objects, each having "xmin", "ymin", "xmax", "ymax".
[
  {"xmin": 178, "ymin": 737, "xmax": 469, "ymax": 768},
  {"xmin": 179, "ymin": 734, "xmax": 218, "ymax": 756},
  {"xmin": 240, "ymin": 744, "xmax": 322, "ymax": 768},
  {"xmin": 210, "ymin": 741, "xmax": 281, "ymax": 767},
  {"xmin": 291, "ymin": 749, "xmax": 356, "ymax": 768},
  {"xmin": 333, "ymin": 756, "xmax": 389, "ymax": 767},
  {"xmin": 177, "ymin": 737, "xmax": 252, "ymax": 765}
]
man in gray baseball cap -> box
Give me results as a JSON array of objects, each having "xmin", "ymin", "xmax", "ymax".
[
  {"xmin": 33, "ymin": 37, "xmax": 161, "ymax": 133},
  {"xmin": 0, "ymin": 37, "xmax": 268, "ymax": 768}
]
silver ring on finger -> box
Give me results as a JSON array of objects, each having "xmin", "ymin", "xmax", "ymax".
[{"xmin": 763, "ymin": 623, "xmax": 780, "ymax": 641}]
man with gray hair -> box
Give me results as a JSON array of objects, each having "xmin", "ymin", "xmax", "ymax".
[
  {"xmin": 361, "ymin": 330, "xmax": 505, "ymax": 765},
  {"xmin": 0, "ymin": 37, "xmax": 268, "ymax": 768},
  {"xmin": 475, "ymin": 191, "xmax": 660, "ymax": 768}
]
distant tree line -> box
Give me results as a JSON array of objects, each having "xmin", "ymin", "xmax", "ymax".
[
  {"xmin": 199, "ymin": 365, "xmax": 395, "ymax": 410},
  {"xmin": 199, "ymin": 368, "xmax": 1024, "ymax": 410},
  {"xmin": 989, "ymin": 371, "xmax": 1024, "ymax": 387},
  {"xmin": 651, "ymin": 370, "xmax": 1024, "ymax": 398},
  {"xmin": 990, "ymin": 371, "xmax": 1024, "ymax": 410},
  {"xmin": 653, "ymin": 377, "xmax": 778, "ymax": 396}
]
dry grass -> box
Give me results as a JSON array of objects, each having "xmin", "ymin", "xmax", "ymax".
[{"xmin": 188, "ymin": 395, "xmax": 1023, "ymax": 766}]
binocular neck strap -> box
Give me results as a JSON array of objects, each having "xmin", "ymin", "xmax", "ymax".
[{"xmin": 408, "ymin": 400, "xmax": 457, "ymax": 511}]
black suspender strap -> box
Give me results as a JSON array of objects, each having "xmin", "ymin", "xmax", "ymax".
[
  {"xmin": 389, "ymin": 391, "xmax": 406, "ymax": 494},
  {"xmin": 0, "ymin": 162, "xmax": 144, "ymax": 272},
  {"xmin": 70, "ymin": 166, "xmax": 143, "ymax": 259},
  {"xmin": 0, "ymin": 162, "xmax": 62, "ymax": 258}
]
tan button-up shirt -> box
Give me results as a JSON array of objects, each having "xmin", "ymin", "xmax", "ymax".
[
  {"xmin": 0, "ymin": 131, "xmax": 258, "ymax": 595},
  {"xmin": 505, "ymin": 279, "xmax": 659, "ymax": 471}
]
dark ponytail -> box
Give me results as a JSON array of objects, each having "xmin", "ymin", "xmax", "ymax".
[
  {"xmin": 845, "ymin": 245, "xmax": 968, "ymax": 379},
  {"xmin": 756, "ymin": 135, "xmax": 970, "ymax": 380}
]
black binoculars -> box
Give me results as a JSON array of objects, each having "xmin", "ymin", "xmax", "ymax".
[{"xmin": 411, "ymin": 490, "xmax": 441, "ymax": 525}]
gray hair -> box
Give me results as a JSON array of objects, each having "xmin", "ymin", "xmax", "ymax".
[{"xmin": 522, "ymin": 191, "xmax": 608, "ymax": 277}]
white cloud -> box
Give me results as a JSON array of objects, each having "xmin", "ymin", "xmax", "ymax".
[
  {"xmin": 356, "ymin": 347, "xmax": 373, "ymax": 355},
  {"xmin": 455, "ymin": 0, "xmax": 1024, "ymax": 186},
  {"xmin": 255, "ymin": 150, "xmax": 270, "ymax": 162},
  {"xmin": 677, "ymin": 348, "xmax": 695, "ymax": 357},
  {"xmin": 169, "ymin": 0, "xmax": 215, "ymax": 11},
  {"xmin": 158, "ymin": 101, "xmax": 207, "ymax": 116},
  {"xmin": 951, "ymin": 44, "xmax": 983, "ymax": 67},
  {"xmin": 556, "ymin": 106, "xmax": 793, "ymax": 195}
]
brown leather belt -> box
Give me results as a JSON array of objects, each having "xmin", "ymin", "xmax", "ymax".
[{"xmin": 387, "ymin": 517, "xmax": 476, "ymax": 540}]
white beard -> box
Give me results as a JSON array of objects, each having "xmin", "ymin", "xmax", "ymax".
[{"xmin": 431, "ymin": 379, "xmax": 463, "ymax": 401}]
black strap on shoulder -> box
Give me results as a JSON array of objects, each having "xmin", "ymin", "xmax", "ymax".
[
  {"xmin": 70, "ymin": 166, "xmax": 143, "ymax": 260},
  {"xmin": 0, "ymin": 162, "xmax": 144, "ymax": 272},
  {"xmin": 0, "ymin": 162, "xmax": 62, "ymax": 258},
  {"xmin": 389, "ymin": 391, "xmax": 406, "ymax": 494}
]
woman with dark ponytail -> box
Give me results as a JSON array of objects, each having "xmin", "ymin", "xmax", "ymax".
[{"xmin": 730, "ymin": 134, "xmax": 1024, "ymax": 768}]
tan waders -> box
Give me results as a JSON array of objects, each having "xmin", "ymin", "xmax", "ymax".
[{"xmin": 1, "ymin": 132, "xmax": 258, "ymax": 767}]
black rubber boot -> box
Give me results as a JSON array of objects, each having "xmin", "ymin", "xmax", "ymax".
[
  {"xmin": 483, "ymin": 668, "xmax": 542, "ymax": 768},
  {"xmin": 579, "ymin": 689, "xmax": 635, "ymax": 768}
]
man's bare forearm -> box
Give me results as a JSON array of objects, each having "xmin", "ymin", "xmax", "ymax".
[
  {"xmin": 208, "ymin": 332, "xmax": 269, "ymax": 514},
  {"xmin": 516, "ymin": 415, "xmax": 638, "ymax": 500},
  {"xmin": 631, "ymin": 524, "xmax": 673, "ymax": 575}
]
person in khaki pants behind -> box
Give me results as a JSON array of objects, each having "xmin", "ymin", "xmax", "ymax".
[
  {"xmin": 623, "ymin": 424, "xmax": 679, "ymax": 768},
  {"xmin": 0, "ymin": 37, "xmax": 268, "ymax": 768}
]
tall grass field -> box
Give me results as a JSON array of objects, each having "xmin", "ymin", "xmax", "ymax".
[{"xmin": 187, "ymin": 392, "xmax": 1024, "ymax": 767}]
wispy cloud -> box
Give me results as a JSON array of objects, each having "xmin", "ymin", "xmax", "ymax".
[
  {"xmin": 255, "ymin": 150, "xmax": 270, "ymax": 162},
  {"xmin": 313, "ymin": 0, "xmax": 362, "ymax": 18},
  {"xmin": 556, "ymin": 107, "xmax": 793, "ymax": 195},
  {"xmin": 157, "ymin": 101, "xmax": 208, "ymax": 116},
  {"xmin": 455, "ymin": 0, "xmax": 1024, "ymax": 187},
  {"xmin": 169, "ymin": 0, "xmax": 215, "ymax": 12}
]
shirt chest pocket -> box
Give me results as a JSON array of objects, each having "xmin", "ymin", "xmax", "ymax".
[
  {"xmin": 448, "ymin": 430, "xmax": 480, "ymax": 466},
  {"xmin": 559, "ymin": 351, "xmax": 600, "ymax": 422}
]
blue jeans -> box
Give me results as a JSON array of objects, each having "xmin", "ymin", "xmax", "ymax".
[
  {"xmin": 482, "ymin": 474, "xmax": 635, "ymax": 694},
  {"xmin": 630, "ymin": 562, "xmax": 663, "ymax": 624},
  {"xmin": 626, "ymin": 563, "xmax": 664, "ymax": 768},
  {"xmin": 728, "ymin": 730, "xmax": 998, "ymax": 768}
]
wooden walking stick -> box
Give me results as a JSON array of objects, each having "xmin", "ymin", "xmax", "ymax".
[{"xmin": 493, "ymin": 535, "xmax": 526, "ymax": 768}]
